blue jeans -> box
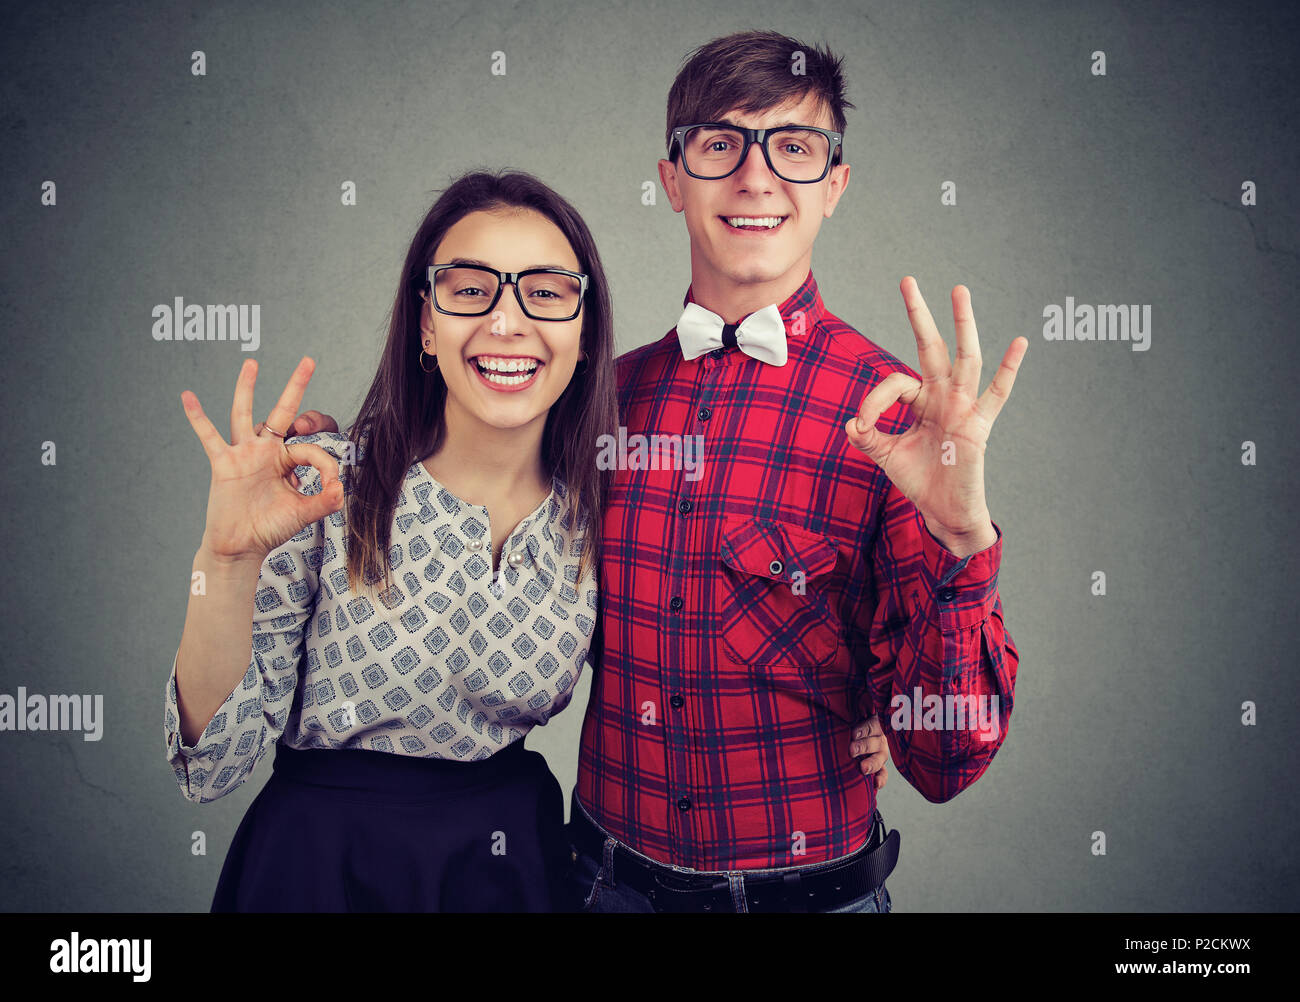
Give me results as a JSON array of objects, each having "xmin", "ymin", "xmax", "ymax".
[{"xmin": 564, "ymin": 826, "xmax": 893, "ymax": 914}]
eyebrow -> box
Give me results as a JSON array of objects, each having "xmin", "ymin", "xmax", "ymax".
[
  {"xmin": 714, "ymin": 119, "xmax": 816, "ymax": 130},
  {"xmin": 444, "ymin": 256, "xmax": 573, "ymax": 272}
]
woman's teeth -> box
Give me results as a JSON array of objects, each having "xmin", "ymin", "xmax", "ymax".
[{"xmin": 473, "ymin": 357, "xmax": 540, "ymax": 385}]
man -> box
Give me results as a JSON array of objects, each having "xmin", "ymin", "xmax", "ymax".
[
  {"xmin": 295, "ymin": 29, "xmax": 1024, "ymax": 913},
  {"xmin": 562, "ymin": 28, "xmax": 1023, "ymax": 915}
]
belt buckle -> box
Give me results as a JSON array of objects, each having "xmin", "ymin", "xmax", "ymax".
[
  {"xmin": 648, "ymin": 869, "xmax": 731, "ymax": 913},
  {"xmin": 744, "ymin": 869, "xmax": 807, "ymax": 912},
  {"xmin": 748, "ymin": 832, "xmax": 881, "ymax": 912}
]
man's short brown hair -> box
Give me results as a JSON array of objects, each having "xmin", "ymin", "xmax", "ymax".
[{"xmin": 665, "ymin": 30, "xmax": 854, "ymax": 161}]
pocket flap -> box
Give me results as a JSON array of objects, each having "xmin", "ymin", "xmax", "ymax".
[{"xmin": 720, "ymin": 517, "xmax": 839, "ymax": 582}]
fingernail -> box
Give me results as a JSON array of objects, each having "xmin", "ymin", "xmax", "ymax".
[{"xmin": 855, "ymin": 418, "xmax": 866, "ymax": 435}]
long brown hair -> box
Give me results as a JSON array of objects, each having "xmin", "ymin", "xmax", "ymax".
[{"xmin": 339, "ymin": 170, "xmax": 616, "ymax": 599}]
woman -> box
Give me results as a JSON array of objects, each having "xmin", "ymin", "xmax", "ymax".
[{"xmin": 164, "ymin": 170, "xmax": 617, "ymax": 911}]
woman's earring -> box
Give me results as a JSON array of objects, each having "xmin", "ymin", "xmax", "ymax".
[
  {"xmin": 419, "ymin": 338, "xmax": 439, "ymax": 373},
  {"xmin": 417, "ymin": 290, "xmax": 440, "ymax": 373}
]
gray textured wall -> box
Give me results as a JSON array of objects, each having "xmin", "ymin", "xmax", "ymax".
[{"xmin": 1, "ymin": 0, "xmax": 1296, "ymax": 912}]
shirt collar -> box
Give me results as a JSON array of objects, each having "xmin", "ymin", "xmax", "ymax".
[{"xmin": 680, "ymin": 270, "xmax": 828, "ymax": 335}]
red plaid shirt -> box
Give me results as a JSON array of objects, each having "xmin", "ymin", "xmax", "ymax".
[{"xmin": 573, "ymin": 270, "xmax": 1019, "ymax": 871}]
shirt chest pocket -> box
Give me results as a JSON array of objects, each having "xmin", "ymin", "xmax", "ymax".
[{"xmin": 719, "ymin": 516, "xmax": 841, "ymax": 669}]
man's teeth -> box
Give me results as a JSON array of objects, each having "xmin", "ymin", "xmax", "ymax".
[
  {"xmin": 726, "ymin": 216, "xmax": 785, "ymax": 228},
  {"xmin": 474, "ymin": 357, "xmax": 540, "ymax": 385}
]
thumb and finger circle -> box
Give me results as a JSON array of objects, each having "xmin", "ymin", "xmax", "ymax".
[
  {"xmin": 846, "ymin": 371, "xmax": 923, "ymax": 457},
  {"xmin": 182, "ymin": 392, "xmax": 343, "ymax": 512},
  {"xmin": 273, "ymin": 439, "xmax": 344, "ymax": 508}
]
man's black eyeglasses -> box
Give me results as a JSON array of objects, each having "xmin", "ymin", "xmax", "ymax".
[{"xmin": 669, "ymin": 123, "xmax": 844, "ymax": 183}]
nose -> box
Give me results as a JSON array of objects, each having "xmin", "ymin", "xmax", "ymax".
[
  {"xmin": 732, "ymin": 135, "xmax": 776, "ymax": 193},
  {"xmin": 490, "ymin": 279, "xmax": 532, "ymax": 336}
]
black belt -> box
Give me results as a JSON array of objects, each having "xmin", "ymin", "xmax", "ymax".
[{"xmin": 568, "ymin": 802, "xmax": 900, "ymax": 913}]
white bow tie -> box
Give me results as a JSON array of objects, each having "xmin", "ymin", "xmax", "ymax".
[{"xmin": 675, "ymin": 302, "xmax": 788, "ymax": 366}]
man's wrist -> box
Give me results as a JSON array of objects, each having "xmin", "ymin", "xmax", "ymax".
[{"xmin": 926, "ymin": 516, "xmax": 998, "ymax": 558}]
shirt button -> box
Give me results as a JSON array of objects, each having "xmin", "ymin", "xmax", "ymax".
[
  {"xmin": 937, "ymin": 585, "xmax": 957, "ymax": 601},
  {"xmin": 768, "ymin": 558, "xmax": 783, "ymax": 576},
  {"xmin": 697, "ymin": 407, "xmax": 711, "ymax": 421},
  {"xmin": 507, "ymin": 550, "xmax": 525, "ymax": 567},
  {"xmin": 467, "ymin": 538, "xmax": 484, "ymax": 551},
  {"xmin": 677, "ymin": 796, "xmax": 692, "ymax": 812},
  {"xmin": 670, "ymin": 694, "xmax": 684, "ymax": 709},
  {"xmin": 678, "ymin": 499, "xmax": 692, "ymax": 514},
  {"xmin": 669, "ymin": 597, "xmax": 683, "ymax": 611}
]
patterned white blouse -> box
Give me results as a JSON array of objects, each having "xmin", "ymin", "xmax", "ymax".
[{"xmin": 163, "ymin": 431, "xmax": 598, "ymax": 803}]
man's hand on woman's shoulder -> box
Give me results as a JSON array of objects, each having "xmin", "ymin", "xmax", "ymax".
[{"xmin": 286, "ymin": 411, "xmax": 340, "ymax": 437}]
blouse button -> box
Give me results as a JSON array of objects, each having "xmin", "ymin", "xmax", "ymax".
[
  {"xmin": 768, "ymin": 558, "xmax": 784, "ymax": 576},
  {"xmin": 467, "ymin": 538, "xmax": 484, "ymax": 551},
  {"xmin": 507, "ymin": 550, "xmax": 525, "ymax": 567}
]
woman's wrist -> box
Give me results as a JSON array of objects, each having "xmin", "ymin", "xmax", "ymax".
[{"xmin": 195, "ymin": 538, "xmax": 267, "ymax": 574}]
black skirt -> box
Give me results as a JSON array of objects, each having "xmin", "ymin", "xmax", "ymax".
[{"xmin": 210, "ymin": 738, "xmax": 570, "ymax": 912}]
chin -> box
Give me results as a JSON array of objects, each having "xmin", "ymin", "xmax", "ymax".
[
  {"xmin": 712, "ymin": 246, "xmax": 798, "ymax": 285},
  {"xmin": 476, "ymin": 411, "xmax": 539, "ymax": 432},
  {"xmin": 721, "ymin": 257, "xmax": 796, "ymax": 287}
]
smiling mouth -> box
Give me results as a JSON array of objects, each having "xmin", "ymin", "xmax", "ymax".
[
  {"xmin": 721, "ymin": 215, "xmax": 788, "ymax": 232},
  {"xmin": 469, "ymin": 355, "xmax": 543, "ymax": 388}
]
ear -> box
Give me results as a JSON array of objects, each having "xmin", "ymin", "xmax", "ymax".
[
  {"xmin": 658, "ymin": 158, "xmax": 685, "ymax": 213},
  {"xmin": 823, "ymin": 162, "xmax": 851, "ymax": 219},
  {"xmin": 419, "ymin": 293, "xmax": 436, "ymax": 347}
]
